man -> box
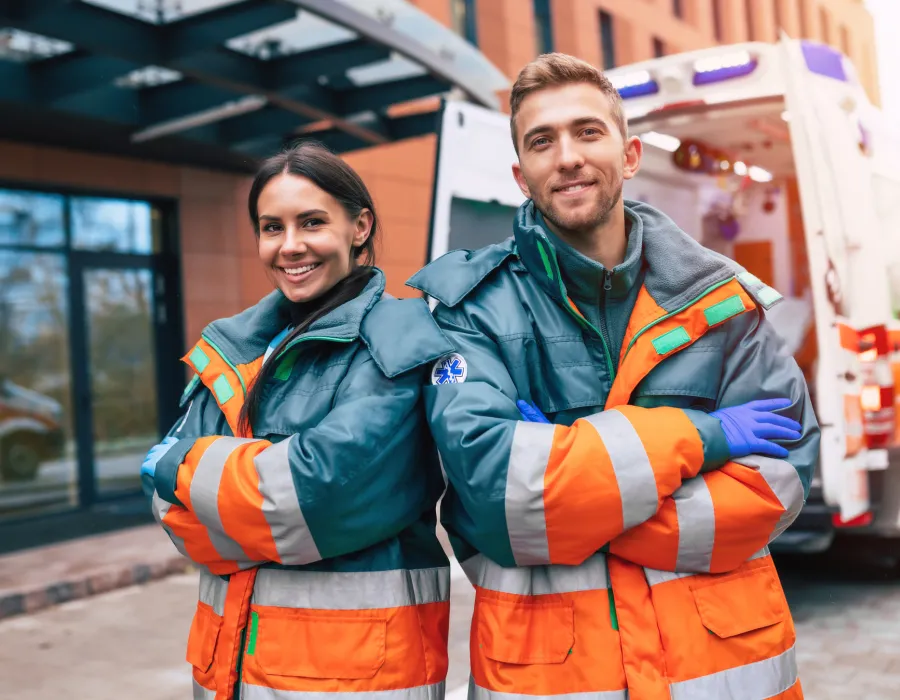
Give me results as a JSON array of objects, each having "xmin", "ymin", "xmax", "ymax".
[{"xmin": 409, "ymin": 53, "xmax": 818, "ymax": 700}]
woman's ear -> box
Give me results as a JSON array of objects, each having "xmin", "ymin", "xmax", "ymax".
[{"xmin": 352, "ymin": 209, "xmax": 374, "ymax": 248}]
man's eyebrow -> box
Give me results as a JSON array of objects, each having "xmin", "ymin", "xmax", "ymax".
[
  {"xmin": 570, "ymin": 116, "xmax": 610, "ymax": 131},
  {"xmin": 522, "ymin": 116, "xmax": 610, "ymax": 145}
]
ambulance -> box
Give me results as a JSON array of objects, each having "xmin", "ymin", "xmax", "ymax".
[{"xmin": 425, "ymin": 37, "xmax": 900, "ymax": 553}]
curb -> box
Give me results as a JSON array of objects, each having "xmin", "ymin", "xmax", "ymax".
[{"xmin": 0, "ymin": 555, "xmax": 193, "ymax": 620}]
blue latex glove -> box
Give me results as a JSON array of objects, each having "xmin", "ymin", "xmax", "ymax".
[
  {"xmin": 140, "ymin": 436, "xmax": 179, "ymax": 492},
  {"xmin": 517, "ymin": 400, "xmax": 551, "ymax": 424},
  {"xmin": 710, "ymin": 398, "xmax": 802, "ymax": 459}
]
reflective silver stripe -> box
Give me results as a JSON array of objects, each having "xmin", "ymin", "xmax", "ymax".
[
  {"xmin": 193, "ymin": 679, "xmax": 216, "ymax": 700},
  {"xmin": 198, "ymin": 570, "xmax": 228, "ymax": 616},
  {"xmin": 151, "ymin": 493, "xmax": 190, "ymax": 561},
  {"xmin": 673, "ymin": 476, "xmax": 716, "ymax": 572},
  {"xmin": 191, "ymin": 436, "xmax": 260, "ymax": 562},
  {"xmin": 669, "ymin": 644, "xmax": 798, "ymax": 700},
  {"xmin": 583, "ymin": 410, "xmax": 657, "ymax": 530},
  {"xmin": 461, "ymin": 553, "xmax": 608, "ymax": 596},
  {"xmin": 240, "ymin": 681, "xmax": 446, "ymax": 700},
  {"xmin": 644, "ymin": 547, "xmax": 771, "ymax": 587},
  {"xmin": 253, "ymin": 437, "xmax": 322, "ymax": 566},
  {"xmin": 506, "ymin": 422, "xmax": 554, "ymax": 566},
  {"xmin": 252, "ymin": 566, "xmax": 450, "ymax": 609},
  {"xmin": 734, "ymin": 456, "xmax": 805, "ymax": 542},
  {"xmin": 469, "ymin": 679, "xmax": 627, "ymax": 700}
]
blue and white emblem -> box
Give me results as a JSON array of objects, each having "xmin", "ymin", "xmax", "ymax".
[{"xmin": 431, "ymin": 353, "xmax": 468, "ymax": 385}]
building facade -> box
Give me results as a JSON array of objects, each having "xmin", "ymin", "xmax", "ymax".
[{"xmin": 0, "ymin": 0, "xmax": 878, "ymax": 532}]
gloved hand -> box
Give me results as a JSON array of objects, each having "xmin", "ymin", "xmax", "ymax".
[
  {"xmin": 517, "ymin": 400, "xmax": 551, "ymax": 424},
  {"xmin": 140, "ymin": 436, "xmax": 179, "ymax": 493},
  {"xmin": 710, "ymin": 398, "xmax": 801, "ymax": 459}
]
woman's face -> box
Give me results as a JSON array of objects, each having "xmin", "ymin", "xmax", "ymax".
[{"xmin": 255, "ymin": 173, "xmax": 372, "ymax": 303}]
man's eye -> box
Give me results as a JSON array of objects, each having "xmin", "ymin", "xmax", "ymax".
[{"xmin": 532, "ymin": 137, "xmax": 550, "ymax": 148}]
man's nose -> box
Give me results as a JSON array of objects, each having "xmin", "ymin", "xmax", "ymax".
[{"xmin": 557, "ymin": 136, "xmax": 584, "ymax": 170}]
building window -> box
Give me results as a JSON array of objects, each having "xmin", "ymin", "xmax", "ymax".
[
  {"xmin": 599, "ymin": 10, "xmax": 615, "ymax": 69},
  {"xmin": 0, "ymin": 186, "xmax": 180, "ymax": 521},
  {"xmin": 712, "ymin": 0, "xmax": 724, "ymax": 42},
  {"xmin": 450, "ymin": 0, "xmax": 478, "ymax": 46},
  {"xmin": 798, "ymin": 0, "xmax": 807, "ymax": 37},
  {"xmin": 819, "ymin": 8, "xmax": 830, "ymax": 44},
  {"xmin": 533, "ymin": 0, "xmax": 554, "ymax": 55},
  {"xmin": 653, "ymin": 37, "xmax": 665, "ymax": 58},
  {"xmin": 744, "ymin": 0, "xmax": 754, "ymax": 40},
  {"xmin": 673, "ymin": 0, "xmax": 683, "ymax": 19}
]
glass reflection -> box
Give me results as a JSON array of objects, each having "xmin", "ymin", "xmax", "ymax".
[{"xmin": 0, "ymin": 252, "xmax": 76, "ymax": 519}]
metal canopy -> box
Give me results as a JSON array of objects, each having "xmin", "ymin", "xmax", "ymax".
[{"xmin": 0, "ymin": 0, "xmax": 508, "ymax": 172}]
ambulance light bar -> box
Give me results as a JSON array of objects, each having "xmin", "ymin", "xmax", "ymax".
[
  {"xmin": 611, "ymin": 70, "xmax": 660, "ymax": 99},
  {"xmin": 693, "ymin": 51, "xmax": 758, "ymax": 86}
]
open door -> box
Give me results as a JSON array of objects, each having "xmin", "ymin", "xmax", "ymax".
[
  {"xmin": 779, "ymin": 36, "xmax": 895, "ymax": 520},
  {"xmin": 427, "ymin": 100, "xmax": 524, "ymax": 263}
]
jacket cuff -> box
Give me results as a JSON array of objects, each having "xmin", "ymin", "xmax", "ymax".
[
  {"xmin": 154, "ymin": 438, "xmax": 197, "ymax": 506},
  {"xmin": 683, "ymin": 410, "xmax": 731, "ymax": 471}
]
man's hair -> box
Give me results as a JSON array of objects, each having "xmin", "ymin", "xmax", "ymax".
[{"xmin": 509, "ymin": 53, "xmax": 627, "ymax": 153}]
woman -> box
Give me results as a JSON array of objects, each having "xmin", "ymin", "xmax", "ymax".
[{"xmin": 141, "ymin": 143, "xmax": 453, "ymax": 700}]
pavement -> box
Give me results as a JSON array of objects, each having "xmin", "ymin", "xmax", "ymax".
[
  {"xmin": 2, "ymin": 522, "xmax": 900, "ymax": 699},
  {"xmin": 0, "ymin": 523, "xmax": 190, "ymax": 619}
]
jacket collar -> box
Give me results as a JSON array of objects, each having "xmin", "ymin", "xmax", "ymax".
[
  {"xmin": 536, "ymin": 208, "xmax": 643, "ymax": 304},
  {"xmin": 514, "ymin": 199, "xmax": 736, "ymax": 312},
  {"xmin": 201, "ymin": 267, "xmax": 386, "ymax": 365}
]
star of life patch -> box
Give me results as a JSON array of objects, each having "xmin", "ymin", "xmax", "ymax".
[{"xmin": 431, "ymin": 353, "xmax": 468, "ymax": 385}]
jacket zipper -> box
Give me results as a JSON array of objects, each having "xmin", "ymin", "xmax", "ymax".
[
  {"xmin": 538, "ymin": 237, "xmax": 616, "ymax": 380},
  {"xmin": 598, "ymin": 270, "xmax": 615, "ymax": 383}
]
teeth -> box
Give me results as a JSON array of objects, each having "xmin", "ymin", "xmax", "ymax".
[
  {"xmin": 283, "ymin": 263, "xmax": 318, "ymax": 276},
  {"xmin": 562, "ymin": 184, "xmax": 588, "ymax": 192}
]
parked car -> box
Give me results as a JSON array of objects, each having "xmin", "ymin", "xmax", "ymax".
[{"xmin": 0, "ymin": 376, "xmax": 65, "ymax": 482}]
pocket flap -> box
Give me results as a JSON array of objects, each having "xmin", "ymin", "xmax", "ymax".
[
  {"xmin": 254, "ymin": 609, "xmax": 387, "ymax": 679},
  {"xmin": 476, "ymin": 596, "xmax": 574, "ymax": 665},
  {"xmin": 691, "ymin": 565, "xmax": 785, "ymax": 638},
  {"xmin": 186, "ymin": 602, "xmax": 222, "ymax": 672}
]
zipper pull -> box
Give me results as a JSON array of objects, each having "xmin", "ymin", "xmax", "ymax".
[{"xmin": 604, "ymin": 271, "xmax": 613, "ymax": 292}]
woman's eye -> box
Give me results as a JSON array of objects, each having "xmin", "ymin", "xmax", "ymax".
[
  {"xmin": 262, "ymin": 223, "xmax": 282, "ymax": 233},
  {"xmin": 303, "ymin": 218, "xmax": 324, "ymax": 228}
]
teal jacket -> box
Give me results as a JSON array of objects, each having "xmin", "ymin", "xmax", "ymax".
[
  {"xmin": 147, "ymin": 268, "xmax": 454, "ymax": 700},
  {"xmin": 409, "ymin": 199, "xmax": 819, "ymax": 572}
]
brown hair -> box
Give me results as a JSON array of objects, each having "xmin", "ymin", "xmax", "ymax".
[{"xmin": 509, "ymin": 53, "xmax": 627, "ymax": 153}]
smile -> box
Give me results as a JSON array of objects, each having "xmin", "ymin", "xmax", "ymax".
[
  {"xmin": 555, "ymin": 182, "xmax": 595, "ymax": 195},
  {"xmin": 280, "ymin": 263, "xmax": 320, "ymax": 278}
]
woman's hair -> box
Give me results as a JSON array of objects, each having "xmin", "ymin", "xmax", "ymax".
[{"xmin": 238, "ymin": 141, "xmax": 378, "ymax": 435}]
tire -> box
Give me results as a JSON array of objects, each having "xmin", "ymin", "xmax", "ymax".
[{"xmin": 0, "ymin": 436, "xmax": 42, "ymax": 482}]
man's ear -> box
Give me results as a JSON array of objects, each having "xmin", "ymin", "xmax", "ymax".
[{"xmin": 512, "ymin": 162, "xmax": 532, "ymax": 199}]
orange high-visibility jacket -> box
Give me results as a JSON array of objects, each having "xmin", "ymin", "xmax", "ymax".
[
  {"xmin": 148, "ymin": 270, "xmax": 454, "ymax": 700},
  {"xmin": 409, "ymin": 200, "xmax": 820, "ymax": 700}
]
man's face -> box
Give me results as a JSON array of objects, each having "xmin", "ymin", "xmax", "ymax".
[{"xmin": 512, "ymin": 83, "xmax": 641, "ymax": 238}]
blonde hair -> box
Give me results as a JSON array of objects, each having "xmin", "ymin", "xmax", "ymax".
[{"xmin": 509, "ymin": 53, "xmax": 627, "ymax": 153}]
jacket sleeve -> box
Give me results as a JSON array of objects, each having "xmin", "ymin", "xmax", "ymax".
[
  {"xmin": 152, "ymin": 349, "xmax": 437, "ymax": 569},
  {"xmin": 608, "ymin": 306, "xmax": 819, "ymax": 573},
  {"xmin": 427, "ymin": 304, "xmax": 728, "ymax": 568}
]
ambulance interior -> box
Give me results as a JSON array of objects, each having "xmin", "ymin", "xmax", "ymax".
[{"xmin": 622, "ymin": 98, "xmax": 820, "ymax": 400}]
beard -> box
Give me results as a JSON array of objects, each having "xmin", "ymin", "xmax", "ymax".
[{"xmin": 534, "ymin": 178, "xmax": 623, "ymax": 238}]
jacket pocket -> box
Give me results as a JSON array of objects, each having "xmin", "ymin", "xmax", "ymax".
[
  {"xmin": 475, "ymin": 596, "xmax": 574, "ymax": 665},
  {"xmin": 689, "ymin": 563, "xmax": 786, "ymax": 638},
  {"xmin": 186, "ymin": 602, "xmax": 223, "ymax": 672},
  {"xmin": 253, "ymin": 608, "xmax": 387, "ymax": 679}
]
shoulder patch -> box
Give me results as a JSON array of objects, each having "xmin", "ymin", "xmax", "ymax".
[
  {"xmin": 360, "ymin": 297, "xmax": 454, "ymax": 378},
  {"xmin": 179, "ymin": 373, "xmax": 202, "ymax": 409},
  {"xmin": 431, "ymin": 353, "xmax": 468, "ymax": 385},
  {"xmin": 405, "ymin": 240, "xmax": 516, "ymax": 308},
  {"xmin": 736, "ymin": 271, "xmax": 784, "ymax": 310}
]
